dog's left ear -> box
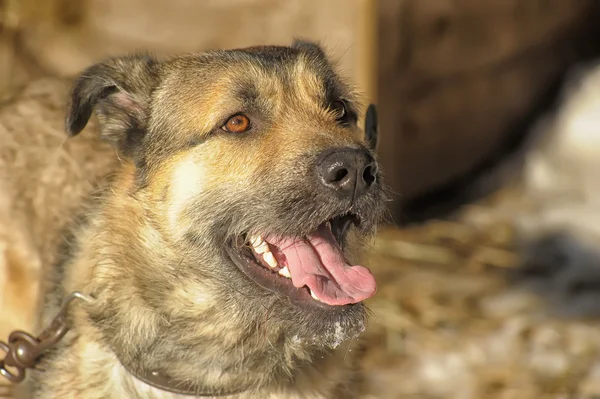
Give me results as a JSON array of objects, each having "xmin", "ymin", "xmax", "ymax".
[{"xmin": 66, "ymin": 53, "xmax": 159, "ymax": 158}]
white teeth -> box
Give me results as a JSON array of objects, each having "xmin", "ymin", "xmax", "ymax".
[
  {"xmin": 249, "ymin": 235, "xmax": 263, "ymax": 247},
  {"xmin": 310, "ymin": 290, "xmax": 321, "ymax": 302},
  {"xmin": 254, "ymin": 241, "xmax": 269, "ymax": 254},
  {"xmin": 278, "ymin": 266, "xmax": 291, "ymax": 278},
  {"xmin": 249, "ymin": 235, "xmax": 269, "ymax": 254},
  {"xmin": 249, "ymin": 234, "xmax": 289, "ymax": 277},
  {"xmin": 263, "ymin": 251, "xmax": 278, "ymax": 268}
]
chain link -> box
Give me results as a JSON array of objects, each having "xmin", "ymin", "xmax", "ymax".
[{"xmin": 0, "ymin": 292, "xmax": 92, "ymax": 384}]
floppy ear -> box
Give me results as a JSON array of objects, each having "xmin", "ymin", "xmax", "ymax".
[{"xmin": 66, "ymin": 53, "xmax": 159, "ymax": 158}]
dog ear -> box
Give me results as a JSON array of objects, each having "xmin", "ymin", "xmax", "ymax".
[
  {"xmin": 66, "ymin": 53, "xmax": 159, "ymax": 157},
  {"xmin": 364, "ymin": 104, "xmax": 378, "ymax": 150},
  {"xmin": 292, "ymin": 39, "xmax": 328, "ymax": 60}
]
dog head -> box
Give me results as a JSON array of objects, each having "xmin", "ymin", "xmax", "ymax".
[{"xmin": 67, "ymin": 41, "xmax": 387, "ymax": 392}]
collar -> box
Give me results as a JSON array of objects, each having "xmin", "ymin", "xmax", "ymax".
[{"xmin": 117, "ymin": 357, "xmax": 249, "ymax": 397}]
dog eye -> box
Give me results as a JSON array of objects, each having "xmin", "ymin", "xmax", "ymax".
[
  {"xmin": 331, "ymin": 100, "xmax": 348, "ymax": 122},
  {"xmin": 222, "ymin": 114, "xmax": 251, "ymax": 133}
]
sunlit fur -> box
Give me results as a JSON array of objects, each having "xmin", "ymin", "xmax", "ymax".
[{"xmin": 21, "ymin": 42, "xmax": 386, "ymax": 398}]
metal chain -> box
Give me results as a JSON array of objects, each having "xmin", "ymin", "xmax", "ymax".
[{"xmin": 0, "ymin": 291, "xmax": 93, "ymax": 383}]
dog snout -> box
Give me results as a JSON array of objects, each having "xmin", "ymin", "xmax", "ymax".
[{"xmin": 317, "ymin": 148, "xmax": 377, "ymax": 199}]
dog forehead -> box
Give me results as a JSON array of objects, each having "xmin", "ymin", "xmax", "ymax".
[
  {"xmin": 141, "ymin": 46, "xmax": 360, "ymax": 164},
  {"xmin": 149, "ymin": 49, "xmax": 345, "ymax": 140},
  {"xmin": 160, "ymin": 48, "xmax": 337, "ymax": 105}
]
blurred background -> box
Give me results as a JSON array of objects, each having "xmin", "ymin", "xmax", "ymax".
[{"xmin": 3, "ymin": 1, "xmax": 600, "ymax": 398}]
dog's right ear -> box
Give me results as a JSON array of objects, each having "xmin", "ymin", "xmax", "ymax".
[
  {"xmin": 364, "ymin": 104, "xmax": 378, "ymax": 150},
  {"xmin": 66, "ymin": 54, "xmax": 159, "ymax": 157},
  {"xmin": 292, "ymin": 39, "xmax": 328, "ymax": 60}
]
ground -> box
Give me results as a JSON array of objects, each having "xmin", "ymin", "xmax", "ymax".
[{"xmin": 359, "ymin": 188, "xmax": 600, "ymax": 399}]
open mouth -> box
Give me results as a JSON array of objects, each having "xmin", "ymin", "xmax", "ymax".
[{"xmin": 226, "ymin": 214, "xmax": 377, "ymax": 308}]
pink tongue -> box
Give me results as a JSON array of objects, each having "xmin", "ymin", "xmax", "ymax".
[{"xmin": 264, "ymin": 225, "xmax": 377, "ymax": 306}]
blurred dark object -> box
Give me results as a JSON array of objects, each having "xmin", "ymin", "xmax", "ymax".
[{"xmin": 377, "ymin": 0, "xmax": 600, "ymax": 224}]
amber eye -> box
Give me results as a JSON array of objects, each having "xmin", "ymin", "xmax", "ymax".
[{"xmin": 222, "ymin": 114, "xmax": 251, "ymax": 133}]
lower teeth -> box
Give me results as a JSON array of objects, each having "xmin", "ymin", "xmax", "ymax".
[{"xmin": 278, "ymin": 266, "xmax": 291, "ymax": 278}]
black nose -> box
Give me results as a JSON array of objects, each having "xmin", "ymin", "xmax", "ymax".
[{"xmin": 317, "ymin": 148, "xmax": 378, "ymax": 199}]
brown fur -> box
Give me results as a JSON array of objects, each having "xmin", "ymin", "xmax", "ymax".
[
  {"xmin": 0, "ymin": 77, "xmax": 117, "ymax": 398},
  {"xmin": 0, "ymin": 42, "xmax": 385, "ymax": 398}
]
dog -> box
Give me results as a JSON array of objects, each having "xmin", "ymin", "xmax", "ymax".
[{"xmin": 0, "ymin": 40, "xmax": 386, "ymax": 398}]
